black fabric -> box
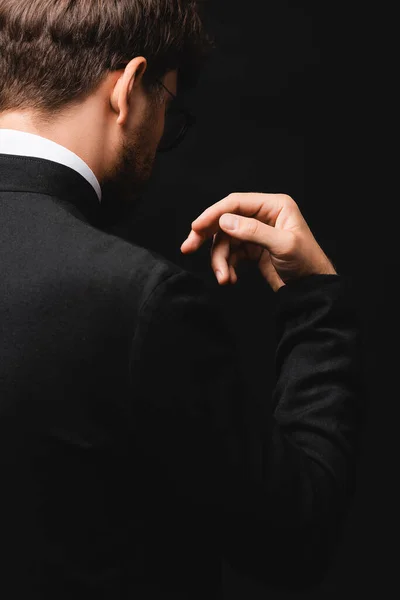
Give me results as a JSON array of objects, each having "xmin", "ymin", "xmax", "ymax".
[{"xmin": 0, "ymin": 154, "xmax": 363, "ymax": 598}]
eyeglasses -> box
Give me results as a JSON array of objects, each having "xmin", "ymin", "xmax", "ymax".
[
  {"xmin": 111, "ymin": 63, "xmax": 196, "ymax": 153},
  {"xmin": 156, "ymin": 79, "xmax": 196, "ymax": 153}
]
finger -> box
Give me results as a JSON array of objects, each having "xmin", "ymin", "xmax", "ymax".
[
  {"xmin": 181, "ymin": 229, "xmax": 206, "ymax": 253},
  {"xmin": 227, "ymin": 250, "xmax": 247, "ymax": 285},
  {"xmin": 210, "ymin": 230, "xmax": 231, "ymax": 284},
  {"xmin": 228, "ymin": 255, "xmax": 239, "ymax": 285},
  {"xmin": 258, "ymin": 250, "xmax": 285, "ymax": 291},
  {"xmin": 219, "ymin": 213, "xmax": 294, "ymax": 257},
  {"xmin": 186, "ymin": 193, "xmax": 288, "ymax": 251}
]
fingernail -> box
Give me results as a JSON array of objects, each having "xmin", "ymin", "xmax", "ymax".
[
  {"xmin": 216, "ymin": 270, "xmax": 222, "ymax": 282},
  {"xmin": 220, "ymin": 215, "xmax": 238, "ymax": 230}
]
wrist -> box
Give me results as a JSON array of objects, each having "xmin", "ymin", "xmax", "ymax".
[{"xmin": 318, "ymin": 257, "xmax": 337, "ymax": 276}]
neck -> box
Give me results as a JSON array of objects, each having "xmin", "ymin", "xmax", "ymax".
[{"xmin": 0, "ymin": 106, "xmax": 108, "ymax": 182}]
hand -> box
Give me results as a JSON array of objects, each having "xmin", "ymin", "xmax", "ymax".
[{"xmin": 180, "ymin": 193, "xmax": 337, "ymax": 292}]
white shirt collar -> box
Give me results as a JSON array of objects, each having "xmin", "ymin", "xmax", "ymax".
[{"xmin": 0, "ymin": 128, "xmax": 102, "ymax": 202}]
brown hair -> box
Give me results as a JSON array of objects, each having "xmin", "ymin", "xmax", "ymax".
[{"xmin": 0, "ymin": 0, "xmax": 214, "ymax": 120}]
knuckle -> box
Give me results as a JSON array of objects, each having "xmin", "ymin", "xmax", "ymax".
[
  {"xmin": 247, "ymin": 218, "xmax": 260, "ymax": 236},
  {"xmin": 227, "ymin": 192, "xmax": 240, "ymax": 204},
  {"xmin": 280, "ymin": 193, "xmax": 297, "ymax": 209},
  {"xmin": 284, "ymin": 231, "xmax": 298, "ymax": 254}
]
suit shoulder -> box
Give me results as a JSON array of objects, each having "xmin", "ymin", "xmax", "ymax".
[{"xmin": 79, "ymin": 226, "xmax": 208, "ymax": 309}]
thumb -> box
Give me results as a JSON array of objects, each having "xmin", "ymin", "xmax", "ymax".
[{"xmin": 219, "ymin": 213, "xmax": 289, "ymax": 255}]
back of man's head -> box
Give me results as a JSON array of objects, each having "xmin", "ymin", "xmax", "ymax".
[{"xmin": 0, "ymin": 0, "xmax": 213, "ymax": 122}]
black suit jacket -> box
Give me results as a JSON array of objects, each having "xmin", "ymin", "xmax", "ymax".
[{"xmin": 0, "ymin": 154, "xmax": 363, "ymax": 599}]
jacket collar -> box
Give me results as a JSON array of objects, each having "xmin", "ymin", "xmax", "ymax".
[{"xmin": 0, "ymin": 153, "xmax": 102, "ymax": 226}]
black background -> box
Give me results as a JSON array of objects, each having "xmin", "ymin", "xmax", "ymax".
[{"xmin": 111, "ymin": 1, "xmax": 387, "ymax": 597}]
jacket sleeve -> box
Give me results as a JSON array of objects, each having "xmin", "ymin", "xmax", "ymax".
[{"xmin": 128, "ymin": 270, "xmax": 363, "ymax": 591}]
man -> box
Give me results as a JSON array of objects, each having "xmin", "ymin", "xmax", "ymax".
[{"xmin": 0, "ymin": 1, "xmax": 362, "ymax": 598}]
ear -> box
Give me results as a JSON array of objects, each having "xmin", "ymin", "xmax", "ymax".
[{"xmin": 110, "ymin": 56, "xmax": 147, "ymax": 126}]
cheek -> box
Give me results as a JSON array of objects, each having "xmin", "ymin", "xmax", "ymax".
[
  {"xmin": 141, "ymin": 103, "xmax": 166, "ymax": 150},
  {"xmin": 157, "ymin": 109, "xmax": 166, "ymax": 136}
]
